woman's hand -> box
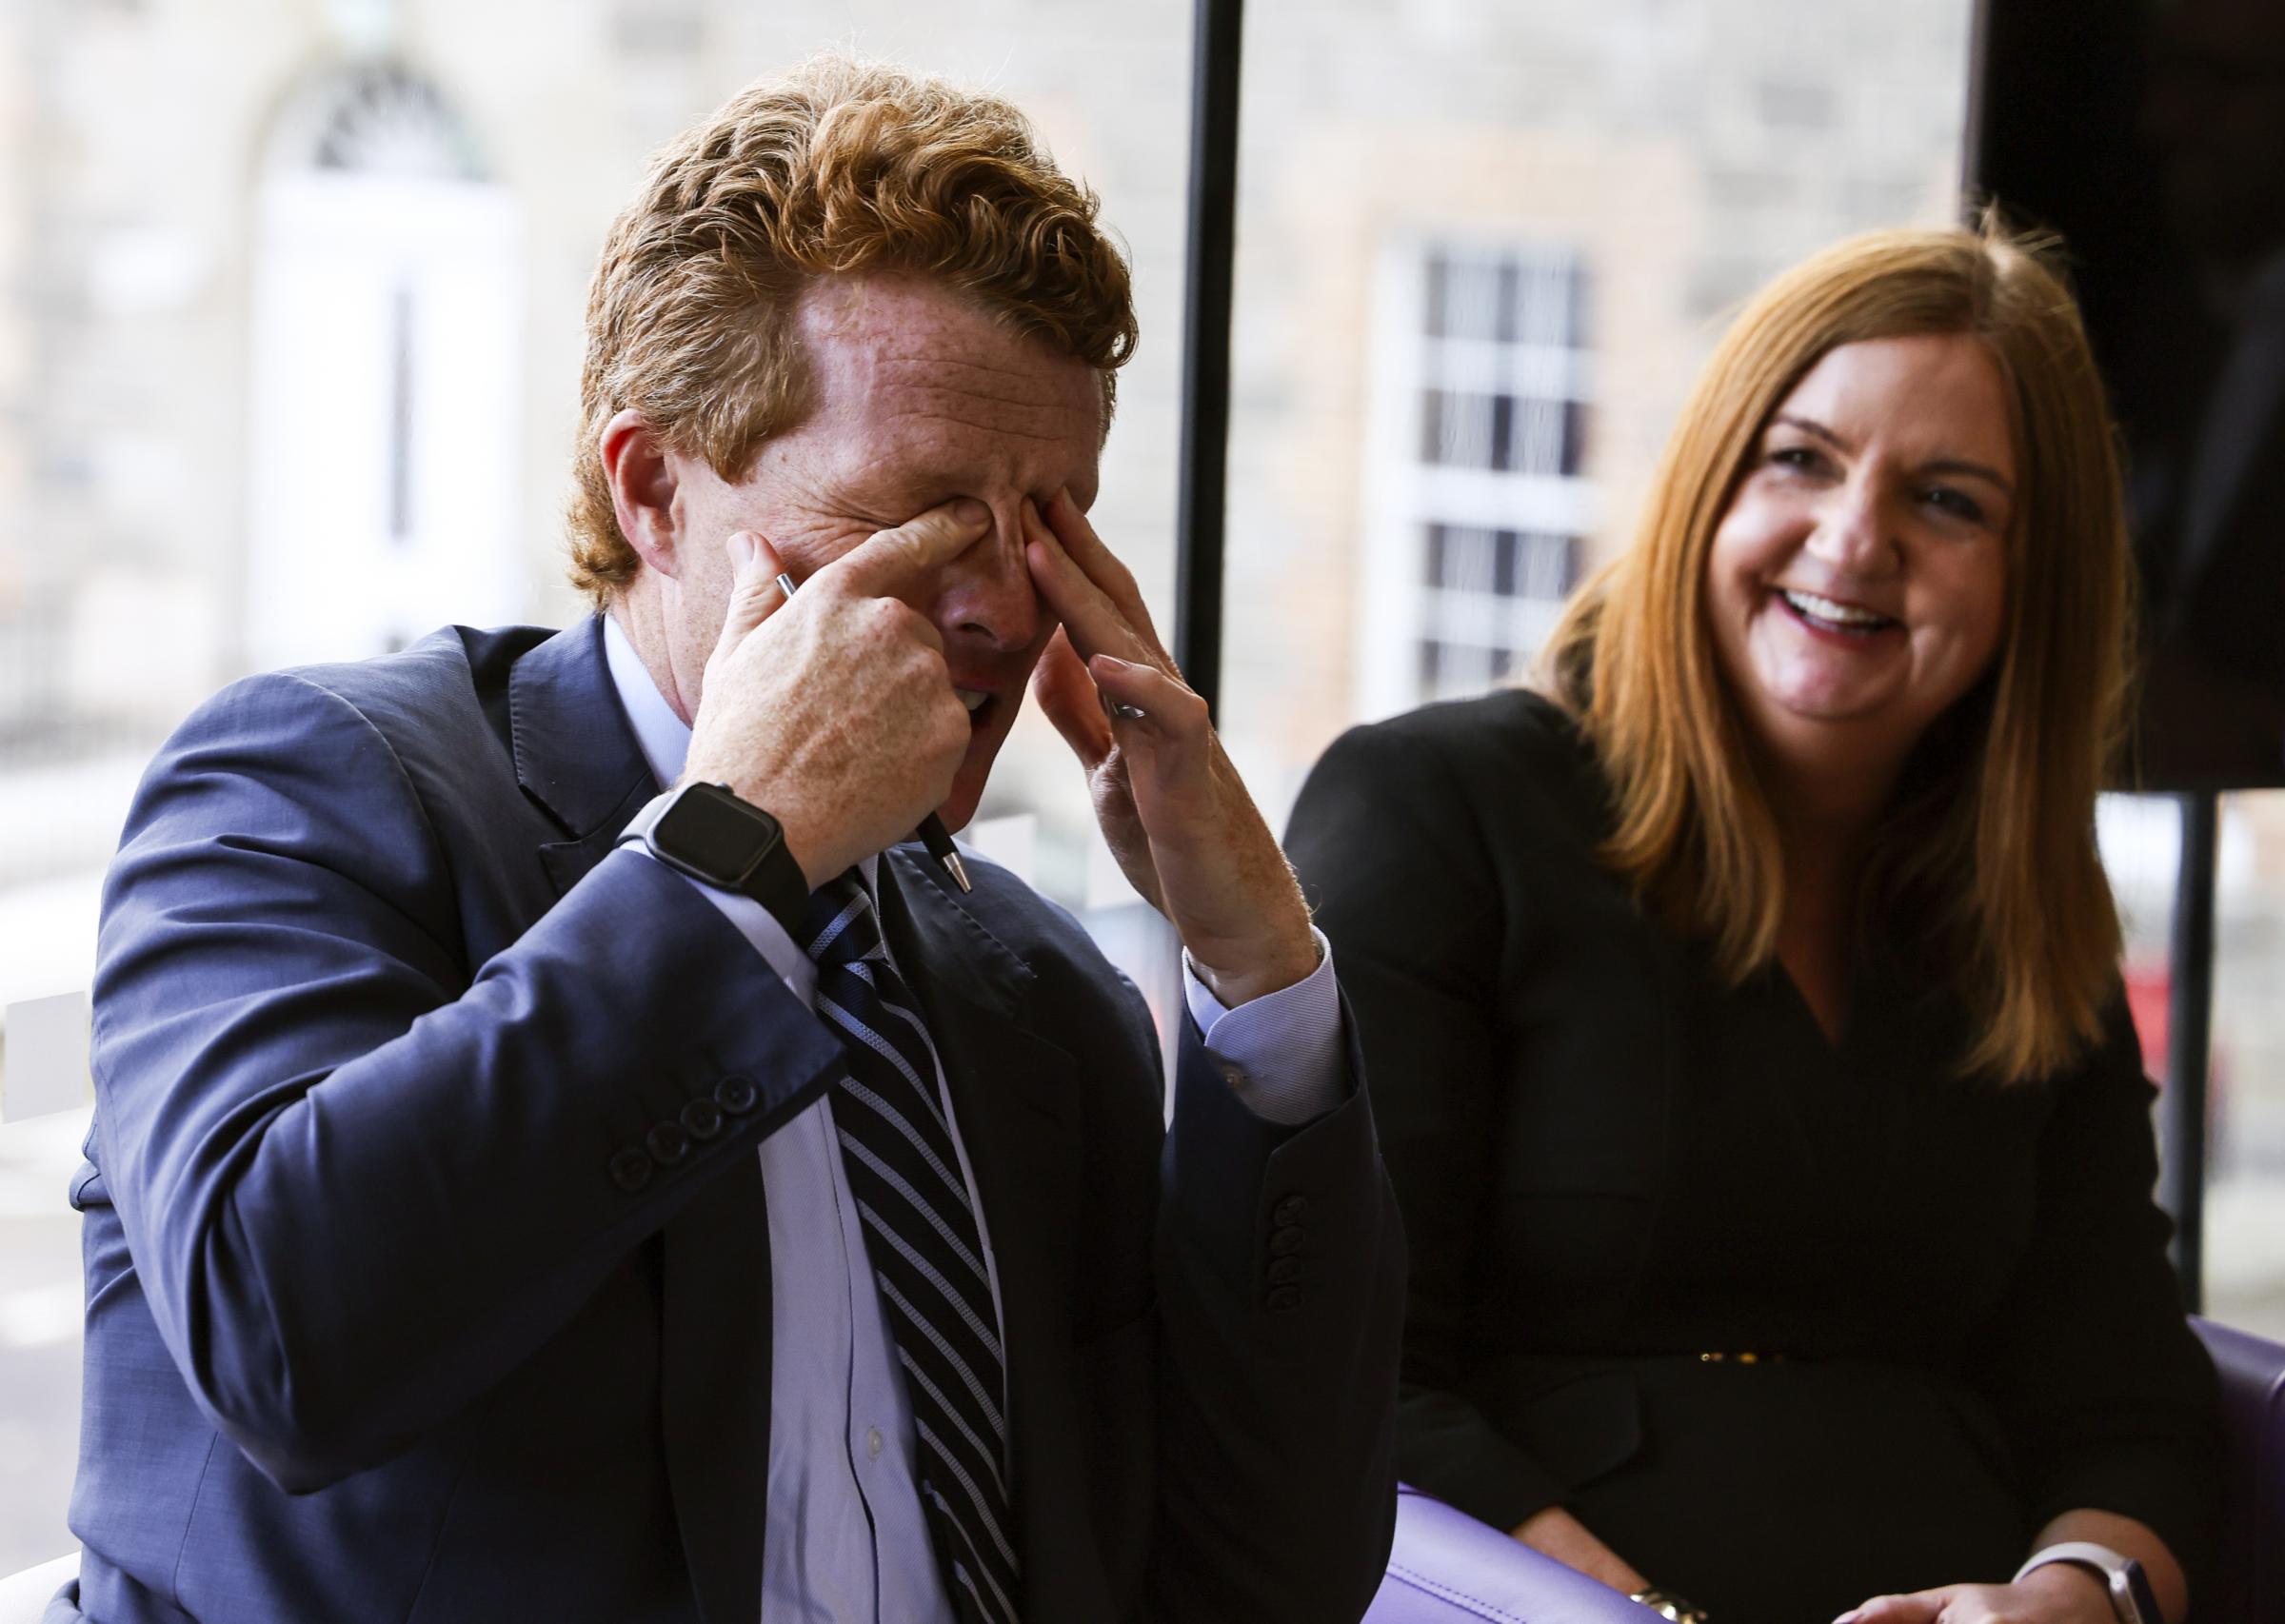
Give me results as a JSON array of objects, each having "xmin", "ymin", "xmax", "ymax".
[
  {"xmin": 1838, "ymin": 1563, "xmax": 2113, "ymax": 1624},
  {"xmin": 1509, "ymin": 1505, "xmax": 1652, "ymax": 1596}
]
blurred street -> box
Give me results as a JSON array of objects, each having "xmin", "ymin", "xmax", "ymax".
[{"xmin": 0, "ymin": 1106, "xmax": 89, "ymax": 1576}]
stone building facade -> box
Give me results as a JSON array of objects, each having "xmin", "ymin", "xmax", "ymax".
[{"xmin": 0, "ymin": 0, "xmax": 1975, "ymax": 891}]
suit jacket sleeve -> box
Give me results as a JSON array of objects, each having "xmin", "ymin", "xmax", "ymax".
[
  {"xmin": 1143, "ymin": 999, "xmax": 1404, "ymax": 1623},
  {"xmin": 1284, "ymin": 717, "xmax": 1572, "ymax": 1534},
  {"xmin": 89, "ymin": 671, "xmax": 846, "ymax": 1494},
  {"xmin": 1966, "ymin": 999, "xmax": 2223, "ymax": 1592}
]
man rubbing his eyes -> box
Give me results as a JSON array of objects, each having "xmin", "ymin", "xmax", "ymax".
[{"xmin": 66, "ymin": 54, "xmax": 1402, "ymax": 1624}]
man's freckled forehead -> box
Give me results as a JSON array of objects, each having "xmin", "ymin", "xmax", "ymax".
[
  {"xmin": 854, "ymin": 348, "xmax": 1096, "ymax": 414},
  {"xmin": 879, "ymin": 388, "xmax": 1095, "ymax": 446},
  {"xmin": 825, "ymin": 356, "xmax": 1100, "ymax": 455},
  {"xmin": 790, "ymin": 276, "xmax": 1105, "ymax": 501}
]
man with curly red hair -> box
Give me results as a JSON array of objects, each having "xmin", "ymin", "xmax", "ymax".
[{"xmin": 66, "ymin": 55, "xmax": 1402, "ymax": 1624}]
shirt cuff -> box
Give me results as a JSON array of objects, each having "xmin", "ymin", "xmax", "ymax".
[
  {"xmin": 1181, "ymin": 927, "xmax": 1345, "ymax": 1127},
  {"xmin": 619, "ymin": 845, "xmax": 814, "ymax": 1000}
]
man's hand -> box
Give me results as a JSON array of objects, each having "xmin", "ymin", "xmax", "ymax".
[
  {"xmin": 1838, "ymin": 1566, "xmax": 2114, "ymax": 1624},
  {"xmin": 1024, "ymin": 489, "xmax": 1318, "ymax": 1006},
  {"xmin": 682, "ymin": 500, "xmax": 989, "ymax": 885}
]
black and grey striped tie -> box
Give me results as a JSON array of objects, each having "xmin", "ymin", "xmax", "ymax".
[{"xmin": 804, "ymin": 872, "xmax": 1021, "ymax": 1624}]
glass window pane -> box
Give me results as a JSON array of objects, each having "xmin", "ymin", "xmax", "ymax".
[
  {"xmin": 1222, "ymin": 0, "xmax": 1976, "ymax": 823},
  {"xmin": 2100, "ymin": 790, "xmax": 2285, "ymax": 1338},
  {"xmin": 2207, "ymin": 793, "xmax": 2285, "ymax": 1337}
]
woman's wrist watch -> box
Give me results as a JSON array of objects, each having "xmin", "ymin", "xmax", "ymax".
[
  {"xmin": 1629, "ymin": 1586, "xmax": 1711, "ymax": 1623},
  {"xmin": 2014, "ymin": 1542, "xmax": 2162, "ymax": 1624}
]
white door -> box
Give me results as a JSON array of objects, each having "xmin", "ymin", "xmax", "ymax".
[{"xmin": 246, "ymin": 169, "xmax": 524, "ymax": 668}]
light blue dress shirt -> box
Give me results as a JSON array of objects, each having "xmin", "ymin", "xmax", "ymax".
[{"xmin": 600, "ymin": 613, "xmax": 1342, "ymax": 1622}]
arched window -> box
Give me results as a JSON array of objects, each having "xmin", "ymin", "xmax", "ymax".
[{"xmin": 245, "ymin": 57, "xmax": 524, "ymax": 667}]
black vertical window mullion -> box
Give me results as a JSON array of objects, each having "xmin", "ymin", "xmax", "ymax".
[{"xmin": 1173, "ymin": 0, "xmax": 1244, "ymax": 719}]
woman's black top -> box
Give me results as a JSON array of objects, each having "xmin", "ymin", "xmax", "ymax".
[{"xmin": 1285, "ymin": 689, "xmax": 2219, "ymax": 1624}]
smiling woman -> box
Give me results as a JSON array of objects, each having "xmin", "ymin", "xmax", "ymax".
[
  {"xmin": 1287, "ymin": 221, "xmax": 2218, "ymax": 1624},
  {"xmin": 1544, "ymin": 224, "xmax": 2136, "ymax": 1085},
  {"xmin": 1707, "ymin": 336, "xmax": 2015, "ymax": 763},
  {"xmin": 1699, "ymin": 333, "xmax": 2017, "ymax": 1040}
]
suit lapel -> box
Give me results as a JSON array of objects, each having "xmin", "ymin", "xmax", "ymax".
[
  {"xmin": 507, "ymin": 616, "xmax": 773, "ymax": 1623},
  {"xmin": 507, "ymin": 614, "xmax": 658, "ymax": 897},
  {"xmin": 875, "ymin": 847, "xmax": 1082, "ymax": 1308},
  {"xmin": 877, "ymin": 852, "xmax": 1113, "ymax": 1616}
]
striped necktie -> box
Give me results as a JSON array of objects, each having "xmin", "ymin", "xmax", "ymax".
[{"xmin": 803, "ymin": 872, "xmax": 1022, "ymax": 1624}]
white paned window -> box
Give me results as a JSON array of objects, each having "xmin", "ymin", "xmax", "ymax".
[{"xmin": 1358, "ymin": 241, "xmax": 1594, "ymax": 712}]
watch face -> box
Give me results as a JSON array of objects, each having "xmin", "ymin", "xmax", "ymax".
[{"xmin": 655, "ymin": 785, "xmax": 781, "ymax": 881}]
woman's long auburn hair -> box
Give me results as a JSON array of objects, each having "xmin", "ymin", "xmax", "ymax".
[{"xmin": 1540, "ymin": 221, "xmax": 2134, "ymax": 1083}]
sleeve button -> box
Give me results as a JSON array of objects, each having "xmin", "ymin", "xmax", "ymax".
[
  {"xmin": 1265, "ymin": 1287, "xmax": 1302, "ymax": 1314},
  {"xmin": 608, "ymin": 1146, "xmax": 654, "ymax": 1194},
  {"xmin": 680, "ymin": 1098, "xmax": 725, "ymax": 1140},
  {"xmin": 1273, "ymin": 1195, "xmax": 1308, "ymax": 1226},
  {"xmin": 1267, "ymin": 1257, "xmax": 1301, "ymax": 1284},
  {"xmin": 646, "ymin": 1121, "xmax": 690, "ymax": 1165},
  {"xmin": 1269, "ymin": 1225, "xmax": 1306, "ymax": 1257},
  {"xmin": 714, "ymin": 1075, "xmax": 759, "ymax": 1115}
]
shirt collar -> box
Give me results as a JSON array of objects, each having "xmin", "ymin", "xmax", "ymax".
[{"xmin": 602, "ymin": 610, "xmax": 692, "ymax": 791}]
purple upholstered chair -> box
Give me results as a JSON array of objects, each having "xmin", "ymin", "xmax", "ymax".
[
  {"xmin": 1363, "ymin": 1486, "xmax": 1659, "ymax": 1623},
  {"xmin": 1368, "ymin": 1319, "xmax": 2285, "ymax": 1624},
  {"xmin": 2193, "ymin": 1317, "xmax": 2285, "ymax": 1624}
]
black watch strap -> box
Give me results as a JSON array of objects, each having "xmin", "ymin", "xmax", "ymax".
[{"xmin": 621, "ymin": 782, "xmax": 809, "ymax": 940}]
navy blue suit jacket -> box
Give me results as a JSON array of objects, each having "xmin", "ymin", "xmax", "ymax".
[{"xmin": 61, "ymin": 618, "xmax": 1403, "ymax": 1623}]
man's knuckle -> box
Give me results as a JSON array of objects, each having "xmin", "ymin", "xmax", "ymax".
[{"xmin": 901, "ymin": 644, "xmax": 947, "ymax": 687}]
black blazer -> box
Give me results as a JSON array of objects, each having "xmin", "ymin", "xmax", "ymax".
[
  {"xmin": 71, "ymin": 616, "xmax": 1404, "ymax": 1624},
  {"xmin": 1285, "ymin": 688, "xmax": 2218, "ymax": 1624}
]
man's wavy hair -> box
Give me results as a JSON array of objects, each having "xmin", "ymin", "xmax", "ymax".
[{"xmin": 567, "ymin": 55, "xmax": 1139, "ymax": 604}]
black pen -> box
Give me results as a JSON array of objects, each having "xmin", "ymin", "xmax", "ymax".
[{"xmin": 777, "ymin": 571, "xmax": 972, "ymax": 894}]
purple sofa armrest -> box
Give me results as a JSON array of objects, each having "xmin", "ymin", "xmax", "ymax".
[
  {"xmin": 2192, "ymin": 1316, "xmax": 2285, "ymax": 1624},
  {"xmin": 1364, "ymin": 1486, "xmax": 1661, "ymax": 1624}
]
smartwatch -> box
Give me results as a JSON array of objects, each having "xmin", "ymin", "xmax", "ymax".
[
  {"xmin": 2014, "ymin": 1542, "xmax": 2162, "ymax": 1624},
  {"xmin": 620, "ymin": 782, "xmax": 809, "ymax": 939}
]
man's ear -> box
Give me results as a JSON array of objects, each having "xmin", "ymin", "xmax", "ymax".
[{"xmin": 599, "ymin": 408, "xmax": 686, "ymax": 579}]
